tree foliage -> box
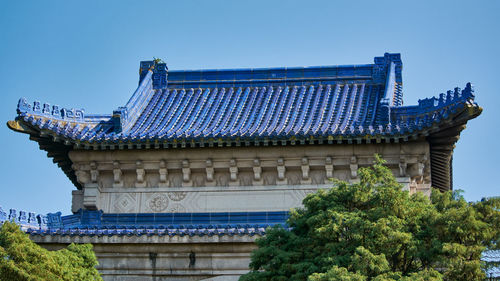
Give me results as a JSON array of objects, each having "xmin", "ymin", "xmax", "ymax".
[
  {"xmin": 241, "ymin": 156, "xmax": 500, "ymax": 281},
  {"xmin": 0, "ymin": 221, "xmax": 102, "ymax": 281}
]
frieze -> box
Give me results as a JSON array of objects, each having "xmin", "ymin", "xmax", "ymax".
[{"xmin": 74, "ymin": 157, "xmax": 429, "ymax": 189}]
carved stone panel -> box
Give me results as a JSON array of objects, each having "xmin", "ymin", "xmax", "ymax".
[
  {"xmin": 286, "ymin": 170, "xmax": 301, "ymax": 186},
  {"xmin": 216, "ymin": 173, "xmax": 229, "ymax": 187},
  {"xmin": 311, "ymin": 169, "xmax": 326, "ymax": 185},
  {"xmin": 147, "ymin": 194, "xmax": 169, "ymax": 212},
  {"xmin": 262, "ymin": 170, "xmax": 276, "ymax": 186},
  {"xmin": 192, "ymin": 173, "xmax": 205, "ymax": 187},
  {"xmin": 167, "ymin": 192, "xmax": 187, "ymax": 202},
  {"xmin": 168, "ymin": 172, "xmax": 183, "ymax": 187},
  {"xmin": 239, "ymin": 171, "xmax": 253, "ymax": 187},
  {"xmin": 112, "ymin": 193, "xmax": 138, "ymax": 213}
]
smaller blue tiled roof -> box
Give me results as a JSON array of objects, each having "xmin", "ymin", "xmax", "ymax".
[
  {"xmin": 26, "ymin": 224, "xmax": 272, "ymax": 237},
  {"xmin": 0, "ymin": 206, "xmax": 288, "ymax": 237}
]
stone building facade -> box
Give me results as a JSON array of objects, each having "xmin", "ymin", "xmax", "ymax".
[{"xmin": 4, "ymin": 53, "xmax": 481, "ymax": 280}]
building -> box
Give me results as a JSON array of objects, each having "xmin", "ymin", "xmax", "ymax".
[{"xmin": 3, "ymin": 53, "xmax": 481, "ymax": 280}]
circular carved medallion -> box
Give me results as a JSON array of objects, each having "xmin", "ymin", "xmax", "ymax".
[{"xmin": 149, "ymin": 194, "xmax": 169, "ymax": 212}]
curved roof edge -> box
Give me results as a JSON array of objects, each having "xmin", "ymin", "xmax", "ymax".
[{"xmin": 9, "ymin": 83, "xmax": 480, "ymax": 148}]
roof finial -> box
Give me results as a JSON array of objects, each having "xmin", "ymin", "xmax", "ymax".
[
  {"xmin": 139, "ymin": 58, "xmax": 168, "ymax": 89},
  {"xmin": 153, "ymin": 57, "xmax": 164, "ymax": 64}
]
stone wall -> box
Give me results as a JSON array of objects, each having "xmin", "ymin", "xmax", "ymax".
[
  {"xmin": 32, "ymin": 235, "xmax": 257, "ymax": 281},
  {"xmin": 70, "ymin": 142, "xmax": 431, "ymax": 213}
]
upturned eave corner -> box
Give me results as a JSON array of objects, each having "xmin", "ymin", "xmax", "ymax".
[
  {"xmin": 426, "ymin": 87, "xmax": 482, "ymax": 192},
  {"xmin": 6, "ymin": 119, "xmax": 35, "ymax": 135}
]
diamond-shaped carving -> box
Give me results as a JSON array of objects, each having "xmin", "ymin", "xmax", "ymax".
[{"xmin": 114, "ymin": 194, "xmax": 136, "ymax": 213}]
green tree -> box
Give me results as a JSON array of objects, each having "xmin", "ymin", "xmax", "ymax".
[
  {"xmin": 241, "ymin": 156, "xmax": 500, "ymax": 281},
  {"xmin": 0, "ymin": 221, "xmax": 102, "ymax": 281}
]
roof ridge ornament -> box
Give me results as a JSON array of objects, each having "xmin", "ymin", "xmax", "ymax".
[
  {"xmin": 16, "ymin": 98, "xmax": 85, "ymax": 121},
  {"xmin": 373, "ymin": 53, "xmax": 403, "ymax": 83},
  {"xmin": 0, "ymin": 205, "xmax": 50, "ymax": 230},
  {"xmin": 139, "ymin": 58, "xmax": 168, "ymax": 89},
  {"xmin": 113, "ymin": 59, "xmax": 168, "ymax": 133},
  {"xmin": 416, "ymin": 82, "xmax": 476, "ymax": 111}
]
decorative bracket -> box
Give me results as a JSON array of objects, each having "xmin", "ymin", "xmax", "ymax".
[
  {"xmin": 399, "ymin": 156, "xmax": 407, "ymax": 177},
  {"xmin": 182, "ymin": 160, "xmax": 193, "ymax": 187},
  {"xmin": 301, "ymin": 157, "xmax": 311, "ymax": 184},
  {"xmin": 414, "ymin": 155, "xmax": 427, "ymax": 184},
  {"xmin": 75, "ymin": 164, "xmax": 90, "ymax": 186},
  {"xmin": 205, "ymin": 159, "xmax": 215, "ymax": 187},
  {"xmin": 325, "ymin": 157, "xmax": 334, "ymax": 178},
  {"xmin": 253, "ymin": 158, "xmax": 263, "ymax": 185},
  {"xmin": 159, "ymin": 160, "xmax": 168, "ymax": 187},
  {"xmin": 277, "ymin": 158, "xmax": 287, "ymax": 185},
  {"xmin": 90, "ymin": 162, "xmax": 99, "ymax": 183},
  {"xmin": 113, "ymin": 161, "xmax": 123, "ymax": 187},
  {"xmin": 229, "ymin": 159, "xmax": 239, "ymax": 186},
  {"xmin": 136, "ymin": 160, "xmax": 146, "ymax": 187},
  {"xmin": 350, "ymin": 156, "xmax": 358, "ymax": 179}
]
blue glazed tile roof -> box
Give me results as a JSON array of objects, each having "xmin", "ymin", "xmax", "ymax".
[
  {"xmin": 10, "ymin": 53, "xmax": 481, "ymax": 149},
  {"xmin": 0, "ymin": 206, "xmax": 288, "ymax": 237}
]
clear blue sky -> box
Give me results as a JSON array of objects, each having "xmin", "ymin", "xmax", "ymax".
[{"xmin": 1, "ymin": 0, "xmax": 498, "ymax": 215}]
